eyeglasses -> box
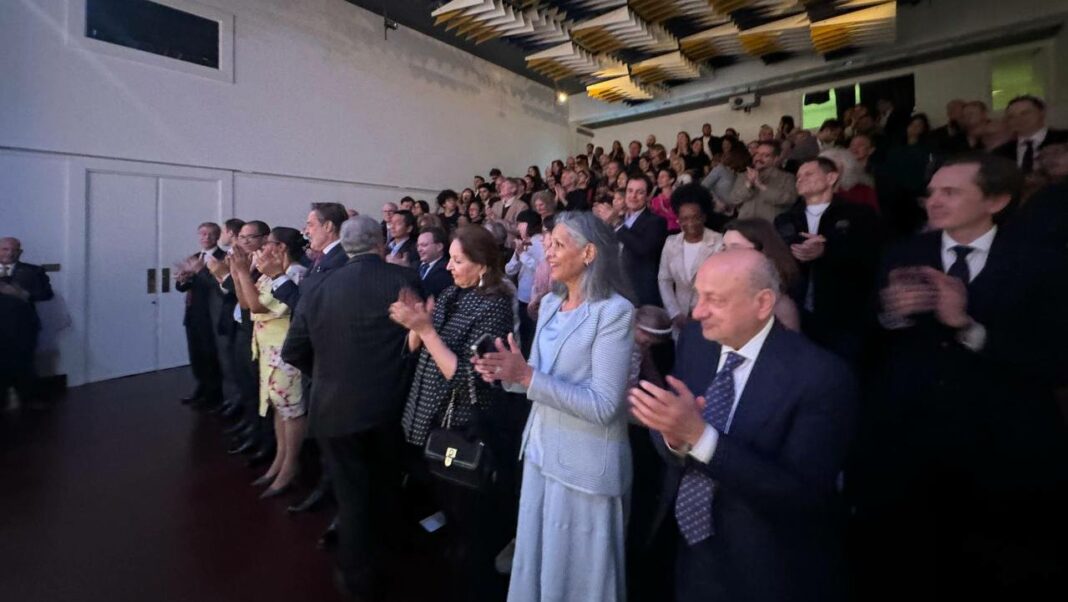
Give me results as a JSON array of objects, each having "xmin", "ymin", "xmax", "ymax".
[{"xmin": 238, "ymin": 234, "xmax": 265, "ymax": 241}]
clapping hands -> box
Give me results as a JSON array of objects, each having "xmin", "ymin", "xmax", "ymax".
[{"xmin": 389, "ymin": 287, "xmax": 434, "ymax": 334}]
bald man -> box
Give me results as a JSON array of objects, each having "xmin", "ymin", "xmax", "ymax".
[
  {"xmin": 0, "ymin": 237, "xmax": 54, "ymax": 406},
  {"xmin": 630, "ymin": 250, "xmax": 857, "ymax": 602}
]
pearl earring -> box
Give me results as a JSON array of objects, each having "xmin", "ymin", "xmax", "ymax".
[{"xmin": 479, "ymin": 273, "xmax": 484, "ymax": 287}]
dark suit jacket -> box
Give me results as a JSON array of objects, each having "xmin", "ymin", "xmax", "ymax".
[
  {"xmin": 419, "ymin": 258, "xmax": 452, "ymax": 299},
  {"xmin": 775, "ymin": 197, "xmax": 881, "ymax": 355},
  {"xmin": 388, "ymin": 238, "xmax": 418, "ymax": 269},
  {"xmin": 992, "ymin": 128, "xmax": 1068, "ymax": 168},
  {"xmin": 272, "ymin": 242, "xmax": 348, "ymax": 310},
  {"xmin": 281, "ymin": 254, "xmax": 421, "ymax": 438},
  {"xmin": 864, "ymin": 230, "xmax": 1068, "ymax": 498},
  {"xmin": 1, "ymin": 261, "xmax": 54, "ymax": 331},
  {"xmin": 175, "ymin": 249, "xmax": 225, "ymax": 328},
  {"xmin": 658, "ymin": 320, "xmax": 857, "ymax": 602},
  {"xmin": 618, "ymin": 209, "xmax": 668, "ymax": 306}
]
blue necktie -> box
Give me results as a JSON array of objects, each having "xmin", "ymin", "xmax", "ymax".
[
  {"xmin": 419, "ymin": 263, "xmax": 430, "ymax": 279},
  {"xmin": 947, "ymin": 245, "xmax": 973, "ymax": 283},
  {"xmin": 675, "ymin": 351, "xmax": 745, "ymax": 545}
]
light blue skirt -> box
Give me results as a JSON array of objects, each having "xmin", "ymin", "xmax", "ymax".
[{"xmin": 507, "ymin": 462, "xmax": 627, "ymax": 602}]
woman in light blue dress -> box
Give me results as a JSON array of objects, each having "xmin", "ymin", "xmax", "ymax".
[{"xmin": 474, "ymin": 211, "xmax": 636, "ymax": 601}]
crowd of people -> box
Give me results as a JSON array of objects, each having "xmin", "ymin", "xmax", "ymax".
[{"xmin": 145, "ymin": 93, "xmax": 1068, "ymax": 601}]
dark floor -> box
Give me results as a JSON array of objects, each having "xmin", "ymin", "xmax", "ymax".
[{"xmin": 0, "ymin": 368, "xmax": 349, "ymax": 602}]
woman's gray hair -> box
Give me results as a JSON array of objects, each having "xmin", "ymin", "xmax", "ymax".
[
  {"xmin": 550, "ymin": 211, "xmax": 635, "ymax": 303},
  {"xmin": 820, "ymin": 147, "xmax": 872, "ymax": 189},
  {"xmin": 340, "ymin": 215, "xmax": 381, "ymax": 256}
]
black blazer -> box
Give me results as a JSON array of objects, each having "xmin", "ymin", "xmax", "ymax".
[
  {"xmin": 617, "ymin": 209, "xmax": 668, "ymax": 306},
  {"xmin": 281, "ymin": 254, "xmax": 420, "ymax": 438},
  {"xmin": 1, "ymin": 262, "xmax": 54, "ymax": 330},
  {"xmin": 992, "ymin": 128, "xmax": 1068, "ymax": 168},
  {"xmin": 774, "ymin": 197, "xmax": 882, "ymax": 352},
  {"xmin": 658, "ymin": 321, "xmax": 857, "ymax": 602},
  {"xmin": 272, "ymin": 242, "xmax": 348, "ymax": 310},
  {"xmin": 388, "ymin": 238, "xmax": 418, "ymax": 269},
  {"xmin": 175, "ymin": 249, "xmax": 225, "ymax": 328},
  {"xmin": 865, "ymin": 230, "xmax": 1068, "ymax": 493},
  {"xmin": 419, "ymin": 258, "xmax": 453, "ymax": 300}
]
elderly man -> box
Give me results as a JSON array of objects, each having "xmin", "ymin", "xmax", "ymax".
[
  {"xmin": 490, "ymin": 177, "xmax": 530, "ymax": 223},
  {"xmin": 630, "ymin": 249, "xmax": 857, "ymax": 602},
  {"xmin": 282, "ymin": 216, "xmax": 420, "ymax": 599},
  {"xmin": 381, "ymin": 202, "xmax": 398, "ymax": 243},
  {"xmin": 175, "ymin": 223, "xmax": 225, "ymax": 409},
  {"xmin": 0, "ymin": 237, "xmax": 54, "ymax": 407},
  {"xmin": 727, "ymin": 140, "xmax": 797, "ymax": 222}
]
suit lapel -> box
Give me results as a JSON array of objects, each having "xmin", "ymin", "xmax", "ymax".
[
  {"xmin": 538, "ymin": 296, "xmax": 590, "ymax": 374},
  {"xmin": 726, "ymin": 324, "xmax": 788, "ymax": 438}
]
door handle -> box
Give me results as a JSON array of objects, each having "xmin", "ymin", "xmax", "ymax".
[
  {"xmin": 147, "ymin": 268, "xmax": 157, "ymax": 294},
  {"xmin": 161, "ymin": 268, "xmax": 170, "ymax": 293}
]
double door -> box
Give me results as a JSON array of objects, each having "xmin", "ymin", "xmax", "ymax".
[{"xmin": 85, "ymin": 160, "xmax": 232, "ymax": 382}]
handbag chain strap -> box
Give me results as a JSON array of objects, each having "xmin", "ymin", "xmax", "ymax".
[{"xmin": 440, "ymin": 368, "xmax": 479, "ymax": 430}]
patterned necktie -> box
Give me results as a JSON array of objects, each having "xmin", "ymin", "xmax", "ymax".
[
  {"xmin": 1021, "ymin": 140, "xmax": 1035, "ymax": 174},
  {"xmin": 419, "ymin": 263, "xmax": 430, "ymax": 279},
  {"xmin": 947, "ymin": 245, "xmax": 973, "ymax": 283},
  {"xmin": 675, "ymin": 351, "xmax": 745, "ymax": 545}
]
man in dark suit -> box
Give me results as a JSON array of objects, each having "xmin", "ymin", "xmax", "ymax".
[
  {"xmin": 175, "ymin": 223, "xmax": 225, "ymax": 408},
  {"xmin": 855, "ymin": 154, "xmax": 1068, "ymax": 600},
  {"xmin": 775, "ymin": 158, "xmax": 882, "ymax": 360},
  {"xmin": 208, "ymin": 218, "xmax": 245, "ymax": 421},
  {"xmin": 386, "ymin": 210, "xmax": 418, "ymax": 268},
  {"xmin": 617, "ymin": 174, "xmax": 668, "ymax": 306},
  {"xmin": 415, "ymin": 227, "xmax": 452, "ymax": 299},
  {"xmin": 209, "ymin": 220, "xmax": 268, "ymax": 455},
  {"xmin": 992, "ymin": 95, "xmax": 1068, "ymax": 174},
  {"xmin": 282, "ymin": 216, "xmax": 420, "ymax": 599},
  {"xmin": 630, "ymin": 249, "xmax": 857, "ymax": 602},
  {"xmin": 265, "ymin": 202, "xmax": 348, "ymax": 311},
  {"xmin": 0, "ymin": 237, "xmax": 55, "ymax": 404}
]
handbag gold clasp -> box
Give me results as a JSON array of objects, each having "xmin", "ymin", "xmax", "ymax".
[{"xmin": 444, "ymin": 447, "xmax": 457, "ymax": 467}]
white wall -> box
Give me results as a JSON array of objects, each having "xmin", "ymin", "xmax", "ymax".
[
  {"xmin": 0, "ymin": 0, "xmax": 573, "ymax": 384},
  {"xmin": 586, "ymin": 41, "xmax": 1059, "ymax": 150}
]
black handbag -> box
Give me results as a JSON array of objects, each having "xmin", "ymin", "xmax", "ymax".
[{"xmin": 423, "ymin": 377, "xmax": 494, "ymax": 490}]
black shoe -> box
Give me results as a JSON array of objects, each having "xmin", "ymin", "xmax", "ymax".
[
  {"xmin": 251, "ymin": 473, "xmax": 275, "ymax": 487},
  {"xmin": 227, "ymin": 438, "xmax": 256, "ymax": 455},
  {"xmin": 317, "ymin": 516, "xmax": 339, "ymax": 549},
  {"xmin": 232, "ymin": 422, "xmax": 257, "ymax": 443},
  {"xmin": 287, "ymin": 485, "xmax": 329, "ymax": 514},
  {"xmin": 181, "ymin": 395, "xmax": 204, "ymax": 406},
  {"xmin": 259, "ymin": 482, "xmax": 293, "ymax": 500},
  {"xmin": 246, "ymin": 446, "xmax": 274, "ymax": 467},
  {"xmin": 224, "ymin": 418, "xmax": 250, "ymax": 436}
]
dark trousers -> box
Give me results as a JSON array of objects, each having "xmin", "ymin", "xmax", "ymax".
[
  {"xmin": 321, "ymin": 425, "xmax": 402, "ymax": 597},
  {"xmin": 233, "ymin": 320, "xmax": 265, "ymax": 440},
  {"xmin": 184, "ymin": 313, "xmax": 221, "ymax": 402}
]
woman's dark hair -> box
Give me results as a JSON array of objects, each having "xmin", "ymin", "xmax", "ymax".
[
  {"xmin": 908, "ymin": 113, "xmax": 931, "ymax": 143},
  {"xmin": 436, "ymin": 189, "xmax": 458, "ymax": 208},
  {"xmin": 527, "ymin": 165, "xmax": 542, "ymax": 180},
  {"xmin": 659, "ymin": 167, "xmax": 678, "ymax": 184},
  {"xmin": 779, "ymin": 115, "xmax": 795, "ymax": 134},
  {"xmin": 724, "ymin": 218, "xmax": 801, "ymax": 291},
  {"xmin": 461, "ymin": 187, "xmax": 475, "ymax": 200},
  {"xmin": 515, "ymin": 209, "xmax": 543, "ymax": 236},
  {"xmin": 415, "ymin": 200, "xmax": 430, "ymax": 215},
  {"xmin": 722, "ymin": 145, "xmax": 752, "ymax": 172},
  {"xmin": 453, "ymin": 226, "xmax": 509, "ymax": 296},
  {"xmin": 550, "ymin": 159, "xmax": 565, "ymax": 178},
  {"xmin": 270, "ymin": 226, "xmax": 306, "ymax": 262},
  {"xmin": 670, "ymin": 183, "xmax": 713, "ymax": 218}
]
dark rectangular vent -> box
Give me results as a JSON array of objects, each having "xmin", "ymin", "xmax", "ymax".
[{"xmin": 86, "ymin": 0, "xmax": 219, "ymax": 69}]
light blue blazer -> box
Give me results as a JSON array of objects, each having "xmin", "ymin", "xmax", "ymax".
[{"xmin": 513, "ymin": 292, "xmax": 635, "ymax": 497}]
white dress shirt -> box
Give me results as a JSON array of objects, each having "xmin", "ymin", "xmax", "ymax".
[
  {"xmin": 1016, "ymin": 127, "xmax": 1049, "ymax": 166},
  {"xmin": 679, "ymin": 317, "xmax": 776, "ymax": 463},
  {"xmin": 0, "ymin": 263, "xmax": 14, "ymax": 278}
]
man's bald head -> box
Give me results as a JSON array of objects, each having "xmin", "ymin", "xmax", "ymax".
[
  {"xmin": 0, "ymin": 237, "xmax": 22, "ymax": 264},
  {"xmin": 692, "ymin": 249, "xmax": 778, "ymax": 349}
]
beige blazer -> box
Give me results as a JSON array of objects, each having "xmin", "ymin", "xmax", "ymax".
[{"xmin": 657, "ymin": 228, "xmax": 723, "ymax": 319}]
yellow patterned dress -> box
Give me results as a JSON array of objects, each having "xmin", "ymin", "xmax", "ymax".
[{"xmin": 251, "ymin": 266, "xmax": 306, "ymax": 419}]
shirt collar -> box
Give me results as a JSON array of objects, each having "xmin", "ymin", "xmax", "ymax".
[
  {"xmin": 322, "ymin": 239, "xmax": 341, "ymax": 256},
  {"xmin": 423, "ymin": 256, "xmax": 442, "ymax": 270},
  {"xmin": 722, "ymin": 317, "xmax": 775, "ymax": 366},
  {"xmin": 942, "ymin": 225, "xmax": 997, "ymax": 254},
  {"xmin": 202, "ymin": 246, "xmax": 218, "ymax": 256},
  {"xmin": 1020, "ymin": 127, "xmax": 1049, "ymax": 146}
]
